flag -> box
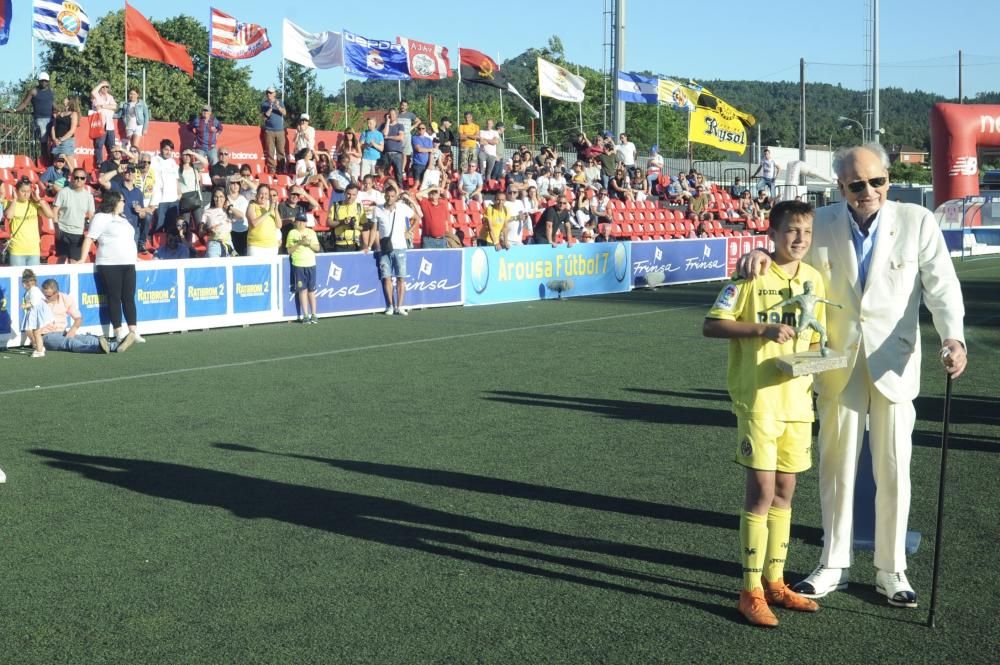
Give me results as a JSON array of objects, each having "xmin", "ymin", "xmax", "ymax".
[
  {"xmin": 693, "ymin": 84, "xmax": 756, "ymax": 127},
  {"xmin": 616, "ymin": 72, "xmax": 657, "ymax": 105},
  {"xmin": 397, "ymin": 36, "xmax": 450, "ymax": 80},
  {"xmin": 210, "ymin": 7, "xmax": 270, "ymax": 60},
  {"xmin": 282, "ymin": 19, "xmax": 342, "ymax": 69},
  {"xmin": 0, "ymin": 0, "xmax": 11, "ymax": 46},
  {"xmin": 537, "ymin": 57, "xmax": 585, "ymax": 103},
  {"xmin": 459, "ymin": 48, "xmax": 507, "ymax": 89},
  {"xmin": 688, "ymin": 107, "xmax": 750, "ymax": 154},
  {"xmin": 32, "ymin": 0, "xmax": 89, "ymax": 51},
  {"xmin": 657, "ymin": 77, "xmax": 696, "ymax": 112},
  {"xmin": 125, "ymin": 2, "xmax": 193, "ymax": 77},
  {"xmin": 342, "ymin": 30, "xmax": 410, "ymax": 80}
]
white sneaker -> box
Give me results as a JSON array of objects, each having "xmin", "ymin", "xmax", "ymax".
[
  {"xmin": 383, "ymin": 307, "xmax": 394, "ymax": 315},
  {"xmin": 133, "ymin": 333, "xmax": 146, "ymax": 343},
  {"xmin": 875, "ymin": 569, "xmax": 918, "ymax": 608},
  {"xmin": 0, "ymin": 467, "xmax": 6, "ymax": 483},
  {"xmin": 31, "ymin": 350, "xmax": 45, "ymax": 358},
  {"xmin": 792, "ymin": 565, "xmax": 849, "ymax": 598},
  {"xmin": 395, "ymin": 307, "xmax": 408, "ymax": 316}
]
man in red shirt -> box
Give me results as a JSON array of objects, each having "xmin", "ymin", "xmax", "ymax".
[{"xmin": 416, "ymin": 186, "xmax": 452, "ymax": 248}]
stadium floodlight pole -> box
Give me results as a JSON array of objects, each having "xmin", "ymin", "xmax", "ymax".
[
  {"xmin": 612, "ymin": 0, "xmax": 626, "ymax": 135},
  {"xmin": 872, "ymin": 0, "xmax": 880, "ymax": 144},
  {"xmin": 928, "ymin": 372, "xmax": 954, "ymax": 629}
]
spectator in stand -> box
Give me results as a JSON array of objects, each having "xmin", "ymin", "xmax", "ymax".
[
  {"xmin": 478, "ymin": 190, "xmax": 511, "ymax": 250},
  {"xmin": 337, "ymin": 128, "xmax": 362, "ymax": 180},
  {"xmin": 134, "ymin": 153, "xmax": 157, "ymax": 249},
  {"xmin": 237, "ymin": 164, "xmax": 258, "ymax": 200},
  {"xmin": 533, "ymin": 195, "xmax": 573, "ymax": 247},
  {"xmin": 617, "ymin": 133, "xmax": 638, "ymax": 181},
  {"xmin": 756, "ymin": 188, "xmax": 773, "ymax": 213},
  {"xmin": 583, "ymin": 156, "xmax": 601, "ymax": 188},
  {"xmin": 690, "ymin": 220, "xmax": 711, "ymax": 238},
  {"xmin": 415, "ymin": 186, "xmax": 450, "ymax": 249},
  {"xmin": 356, "ymin": 174, "xmax": 382, "ymax": 210},
  {"xmin": 277, "ymin": 186, "xmax": 320, "ymax": 249},
  {"xmin": 209, "ymin": 148, "xmax": 239, "ymax": 188},
  {"xmin": 397, "ymin": 100, "xmax": 419, "ymax": 174},
  {"xmin": 14, "ymin": 72, "xmax": 55, "ymax": 157},
  {"xmin": 3, "ymin": 179, "xmax": 55, "ymax": 266},
  {"xmin": 294, "ymin": 148, "xmax": 329, "ymax": 195},
  {"xmin": 39, "ymin": 279, "xmax": 132, "ymax": 354},
  {"xmin": 752, "ymin": 148, "xmax": 780, "ymax": 196},
  {"xmin": 504, "ymin": 191, "xmax": 531, "ymax": 248},
  {"xmin": 493, "ymin": 122, "xmax": 508, "ymax": 180},
  {"xmin": 327, "ymin": 153, "xmax": 353, "ymax": 206},
  {"xmin": 368, "ymin": 184, "xmax": 417, "ymax": 316},
  {"xmin": 688, "ymin": 185, "xmax": 713, "ymax": 223},
  {"xmin": 118, "ymin": 89, "xmax": 150, "ymax": 152},
  {"xmin": 81, "ymin": 191, "xmax": 142, "ymax": 344},
  {"xmin": 41, "ymin": 155, "xmax": 71, "ymax": 196},
  {"xmin": 730, "ymin": 176, "xmax": 747, "ymax": 199},
  {"xmin": 178, "ymin": 149, "xmax": 209, "ymax": 232},
  {"xmin": 525, "ymin": 185, "xmax": 542, "ymax": 212},
  {"xmin": 633, "ymin": 173, "xmax": 648, "ymax": 202},
  {"xmin": 459, "ymin": 111, "xmax": 479, "ymax": 170},
  {"xmin": 459, "ymin": 162, "xmax": 483, "ymax": 202},
  {"xmin": 188, "ymin": 105, "xmax": 222, "ymax": 165},
  {"xmin": 224, "ymin": 175, "xmax": 250, "ymax": 255},
  {"xmin": 294, "ymin": 114, "xmax": 315, "ymax": 153},
  {"xmin": 608, "ymin": 166, "xmax": 631, "ymax": 201},
  {"xmin": 52, "ymin": 168, "xmax": 95, "ymax": 263},
  {"xmin": 155, "ymin": 231, "xmax": 192, "ymax": 260},
  {"xmin": 90, "ymin": 80, "xmax": 118, "ymax": 168},
  {"xmin": 739, "ymin": 190, "xmax": 761, "ymax": 222},
  {"xmin": 572, "ymin": 132, "xmax": 593, "ymax": 163},
  {"xmin": 201, "ymin": 187, "xmax": 236, "ymax": 257},
  {"xmin": 536, "ymin": 167, "xmax": 552, "ymax": 198},
  {"xmin": 328, "ymin": 183, "xmax": 368, "ymax": 252},
  {"xmin": 477, "ymin": 119, "xmax": 500, "ymax": 182},
  {"xmin": 420, "ymin": 138, "xmax": 444, "ymax": 190},
  {"xmin": 48, "ymin": 95, "xmax": 80, "ymax": 171},
  {"xmin": 245, "ymin": 184, "xmax": 281, "ymax": 256},
  {"xmin": 313, "ymin": 150, "xmax": 332, "ymax": 180},
  {"xmin": 287, "ymin": 210, "xmax": 321, "ymax": 323},
  {"xmin": 107, "ymin": 164, "xmax": 151, "ymax": 251},
  {"xmin": 150, "ymin": 139, "xmax": 180, "ymax": 235},
  {"xmin": 436, "ymin": 117, "xmax": 457, "ymax": 161},
  {"xmin": 646, "ymin": 145, "xmax": 664, "ymax": 194},
  {"xmin": 589, "ymin": 187, "xmax": 611, "ymax": 227},
  {"xmin": 550, "ymin": 168, "xmax": 568, "ymax": 196},
  {"xmin": 260, "ymin": 87, "xmax": 287, "ymax": 174},
  {"xmin": 381, "ymin": 109, "xmax": 406, "ymax": 186},
  {"xmin": 598, "ymin": 142, "xmax": 618, "ymax": 190},
  {"xmin": 505, "ymin": 158, "xmax": 528, "ymax": 196},
  {"xmin": 99, "ymin": 144, "xmax": 127, "ymax": 178},
  {"xmin": 438, "ymin": 143, "xmax": 454, "ymax": 176},
  {"xmin": 410, "ymin": 122, "xmax": 435, "ymax": 185},
  {"xmin": 360, "ymin": 116, "xmax": 384, "ymax": 178}
]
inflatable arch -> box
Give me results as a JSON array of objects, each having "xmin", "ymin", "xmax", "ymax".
[{"xmin": 931, "ymin": 102, "xmax": 1000, "ymax": 202}]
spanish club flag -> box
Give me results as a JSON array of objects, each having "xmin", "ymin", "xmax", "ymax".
[
  {"xmin": 125, "ymin": 2, "xmax": 194, "ymax": 77},
  {"xmin": 537, "ymin": 56, "xmax": 585, "ymax": 103}
]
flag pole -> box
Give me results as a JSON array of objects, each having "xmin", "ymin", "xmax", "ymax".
[
  {"xmin": 656, "ymin": 103, "xmax": 660, "ymax": 148},
  {"xmin": 306, "ymin": 80, "xmax": 310, "ymax": 116},
  {"xmin": 343, "ymin": 72, "xmax": 348, "ymax": 127},
  {"xmin": 538, "ymin": 91, "xmax": 545, "ymax": 146},
  {"xmin": 142, "ymin": 68, "xmax": 147, "ymax": 101},
  {"xmin": 125, "ymin": 55, "xmax": 129, "ymax": 104},
  {"xmin": 397, "ymin": 80, "xmax": 402, "ymax": 104},
  {"xmin": 456, "ymin": 43, "xmax": 461, "ymax": 123},
  {"xmin": 281, "ymin": 59, "xmax": 286, "ymax": 102},
  {"xmin": 206, "ymin": 8, "xmax": 212, "ymax": 108},
  {"xmin": 576, "ymin": 65, "xmax": 583, "ymax": 134},
  {"xmin": 497, "ymin": 51, "xmax": 504, "ymax": 125}
]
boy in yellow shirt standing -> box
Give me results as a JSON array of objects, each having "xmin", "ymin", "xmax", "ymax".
[
  {"xmin": 286, "ymin": 211, "xmax": 321, "ymax": 324},
  {"xmin": 703, "ymin": 200, "xmax": 825, "ymax": 627}
]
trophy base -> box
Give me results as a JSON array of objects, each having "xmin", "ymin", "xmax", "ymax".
[{"xmin": 775, "ymin": 351, "xmax": 848, "ymax": 377}]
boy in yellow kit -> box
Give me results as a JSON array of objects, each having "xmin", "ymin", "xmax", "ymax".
[{"xmin": 703, "ymin": 200, "xmax": 825, "ymax": 627}]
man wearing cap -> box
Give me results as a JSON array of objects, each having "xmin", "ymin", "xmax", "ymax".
[
  {"xmin": 106, "ymin": 163, "xmax": 151, "ymax": 249},
  {"xmin": 90, "ymin": 80, "xmax": 118, "ymax": 169},
  {"xmin": 98, "ymin": 144, "xmax": 126, "ymax": 179},
  {"xmin": 294, "ymin": 114, "xmax": 315, "ymax": 153},
  {"xmin": 40, "ymin": 155, "xmax": 71, "ymax": 195},
  {"xmin": 260, "ymin": 87, "xmax": 287, "ymax": 174},
  {"xmin": 189, "ymin": 105, "xmax": 223, "ymax": 165},
  {"xmin": 210, "ymin": 148, "xmax": 239, "ymax": 188},
  {"xmin": 52, "ymin": 168, "xmax": 95, "ymax": 263},
  {"xmin": 14, "ymin": 72, "xmax": 55, "ymax": 157}
]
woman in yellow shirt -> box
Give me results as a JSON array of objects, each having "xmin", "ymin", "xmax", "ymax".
[
  {"xmin": 477, "ymin": 190, "xmax": 511, "ymax": 251},
  {"xmin": 3, "ymin": 180, "xmax": 55, "ymax": 266},
  {"xmin": 245, "ymin": 184, "xmax": 281, "ymax": 256}
]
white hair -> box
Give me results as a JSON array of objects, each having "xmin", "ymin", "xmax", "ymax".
[{"xmin": 832, "ymin": 142, "xmax": 891, "ymax": 180}]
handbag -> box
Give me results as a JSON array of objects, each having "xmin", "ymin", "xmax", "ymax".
[
  {"xmin": 378, "ymin": 209, "xmax": 397, "ymax": 254},
  {"xmin": 88, "ymin": 112, "xmax": 105, "ymax": 140},
  {"xmin": 179, "ymin": 190, "xmax": 202, "ymax": 213}
]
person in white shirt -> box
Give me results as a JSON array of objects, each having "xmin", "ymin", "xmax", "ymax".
[
  {"xmin": 294, "ymin": 114, "xmax": 315, "ymax": 153},
  {"xmin": 503, "ymin": 195, "xmax": 529, "ymax": 247},
  {"xmin": 616, "ymin": 133, "xmax": 638, "ymax": 182},
  {"xmin": 356, "ymin": 175, "xmax": 382, "ymax": 210},
  {"xmin": 477, "ymin": 119, "xmax": 500, "ymax": 183},
  {"xmin": 151, "ymin": 138, "xmax": 180, "ymax": 234},
  {"xmin": 752, "ymin": 148, "xmax": 780, "ymax": 196},
  {"xmin": 366, "ymin": 184, "xmax": 419, "ymax": 316}
]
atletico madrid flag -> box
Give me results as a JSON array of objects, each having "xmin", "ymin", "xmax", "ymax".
[
  {"xmin": 125, "ymin": 2, "xmax": 194, "ymax": 77},
  {"xmin": 459, "ymin": 48, "xmax": 507, "ymax": 90}
]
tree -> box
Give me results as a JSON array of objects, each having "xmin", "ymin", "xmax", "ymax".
[{"xmin": 278, "ymin": 63, "xmax": 336, "ymax": 132}]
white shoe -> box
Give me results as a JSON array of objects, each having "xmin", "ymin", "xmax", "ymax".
[
  {"xmin": 383, "ymin": 307, "xmax": 394, "ymax": 315},
  {"xmin": 876, "ymin": 569, "xmax": 918, "ymax": 608},
  {"xmin": 395, "ymin": 307, "xmax": 408, "ymax": 316},
  {"xmin": 133, "ymin": 333, "xmax": 146, "ymax": 343},
  {"xmin": 792, "ymin": 565, "xmax": 849, "ymax": 598},
  {"xmin": 31, "ymin": 350, "xmax": 45, "ymax": 358},
  {"xmin": 0, "ymin": 467, "xmax": 6, "ymax": 483}
]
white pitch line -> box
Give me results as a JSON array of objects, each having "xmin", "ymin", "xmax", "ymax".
[{"xmin": 0, "ymin": 305, "xmax": 698, "ymax": 396}]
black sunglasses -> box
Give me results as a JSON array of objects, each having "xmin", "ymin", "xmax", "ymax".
[
  {"xmin": 845, "ymin": 177, "xmax": 887, "ymax": 193},
  {"xmin": 72, "ymin": 176, "xmax": 87, "ymax": 181}
]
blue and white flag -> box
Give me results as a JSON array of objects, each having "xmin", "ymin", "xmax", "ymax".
[
  {"xmin": 342, "ymin": 30, "xmax": 410, "ymax": 81},
  {"xmin": 32, "ymin": 0, "xmax": 89, "ymax": 51},
  {"xmin": 616, "ymin": 71, "xmax": 658, "ymax": 105}
]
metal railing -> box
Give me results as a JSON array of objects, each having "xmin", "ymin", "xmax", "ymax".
[{"xmin": 0, "ymin": 112, "xmax": 40, "ymax": 161}]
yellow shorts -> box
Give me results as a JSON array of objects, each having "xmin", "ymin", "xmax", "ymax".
[{"xmin": 735, "ymin": 416, "xmax": 813, "ymax": 473}]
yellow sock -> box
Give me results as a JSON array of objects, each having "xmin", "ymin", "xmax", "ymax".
[
  {"xmin": 739, "ymin": 511, "xmax": 768, "ymax": 592},
  {"xmin": 764, "ymin": 506, "xmax": 792, "ymax": 583}
]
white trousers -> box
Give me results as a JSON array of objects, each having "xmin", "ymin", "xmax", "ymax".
[{"xmin": 816, "ymin": 348, "xmax": 915, "ymax": 573}]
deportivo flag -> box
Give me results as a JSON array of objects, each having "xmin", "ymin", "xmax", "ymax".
[
  {"xmin": 343, "ymin": 30, "xmax": 410, "ymax": 80},
  {"xmin": 616, "ymin": 71, "xmax": 657, "ymax": 105},
  {"xmin": 459, "ymin": 48, "xmax": 506, "ymax": 89},
  {"xmin": 397, "ymin": 36, "xmax": 450, "ymax": 79},
  {"xmin": 0, "ymin": 0, "xmax": 11, "ymax": 46},
  {"xmin": 210, "ymin": 8, "xmax": 270, "ymax": 60},
  {"xmin": 125, "ymin": 2, "xmax": 193, "ymax": 77},
  {"xmin": 282, "ymin": 19, "xmax": 342, "ymax": 69},
  {"xmin": 32, "ymin": 0, "xmax": 90, "ymax": 51},
  {"xmin": 537, "ymin": 57, "xmax": 585, "ymax": 103}
]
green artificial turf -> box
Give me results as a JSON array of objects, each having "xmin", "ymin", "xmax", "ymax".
[{"xmin": 0, "ymin": 258, "xmax": 997, "ymax": 663}]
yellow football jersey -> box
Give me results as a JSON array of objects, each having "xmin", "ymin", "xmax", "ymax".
[{"xmin": 706, "ymin": 261, "xmax": 826, "ymax": 422}]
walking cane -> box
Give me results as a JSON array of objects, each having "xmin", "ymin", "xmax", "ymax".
[{"xmin": 927, "ymin": 370, "xmax": 953, "ymax": 629}]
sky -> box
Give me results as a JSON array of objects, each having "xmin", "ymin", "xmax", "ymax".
[{"xmin": 5, "ymin": 0, "xmax": 999, "ymax": 99}]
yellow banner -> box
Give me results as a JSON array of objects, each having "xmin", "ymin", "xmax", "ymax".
[
  {"xmin": 688, "ymin": 106, "xmax": 749, "ymax": 154},
  {"xmin": 657, "ymin": 78, "xmax": 696, "ymax": 111}
]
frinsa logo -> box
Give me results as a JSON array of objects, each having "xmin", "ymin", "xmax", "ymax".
[
  {"xmin": 948, "ymin": 156, "xmax": 978, "ymax": 177},
  {"xmin": 407, "ymin": 257, "xmax": 459, "ymax": 292},
  {"xmin": 303, "ymin": 261, "xmax": 376, "ymax": 299},
  {"xmin": 326, "ymin": 263, "xmax": 343, "ymax": 283},
  {"xmin": 654, "ymin": 247, "xmax": 663, "ymax": 261}
]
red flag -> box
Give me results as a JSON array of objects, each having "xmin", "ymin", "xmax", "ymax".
[
  {"xmin": 458, "ymin": 48, "xmax": 507, "ymax": 89},
  {"xmin": 397, "ymin": 37, "xmax": 450, "ymax": 80},
  {"xmin": 125, "ymin": 2, "xmax": 194, "ymax": 77}
]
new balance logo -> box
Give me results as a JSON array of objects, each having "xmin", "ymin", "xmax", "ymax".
[
  {"xmin": 326, "ymin": 263, "xmax": 343, "ymax": 283},
  {"xmin": 419, "ymin": 257, "xmax": 433, "ymax": 277},
  {"xmin": 948, "ymin": 156, "xmax": 978, "ymax": 177}
]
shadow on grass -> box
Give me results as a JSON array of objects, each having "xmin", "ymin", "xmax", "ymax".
[
  {"xmin": 625, "ymin": 387, "xmax": 730, "ymax": 402},
  {"xmin": 912, "ymin": 430, "xmax": 999, "ymax": 453},
  {"xmin": 483, "ymin": 390, "xmax": 735, "ymax": 428},
  {"xmin": 914, "ymin": 394, "xmax": 1000, "ymax": 429},
  {"xmin": 33, "ymin": 447, "xmax": 740, "ymax": 621},
  {"xmin": 212, "ymin": 444, "xmax": 824, "ymax": 547}
]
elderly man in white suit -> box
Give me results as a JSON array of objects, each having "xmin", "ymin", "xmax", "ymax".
[{"xmin": 740, "ymin": 143, "xmax": 967, "ymax": 608}]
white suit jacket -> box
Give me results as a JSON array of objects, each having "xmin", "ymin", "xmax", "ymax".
[{"xmin": 807, "ymin": 201, "xmax": 965, "ymax": 403}]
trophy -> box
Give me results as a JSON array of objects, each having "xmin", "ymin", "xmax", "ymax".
[{"xmin": 770, "ymin": 281, "xmax": 849, "ymax": 377}]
